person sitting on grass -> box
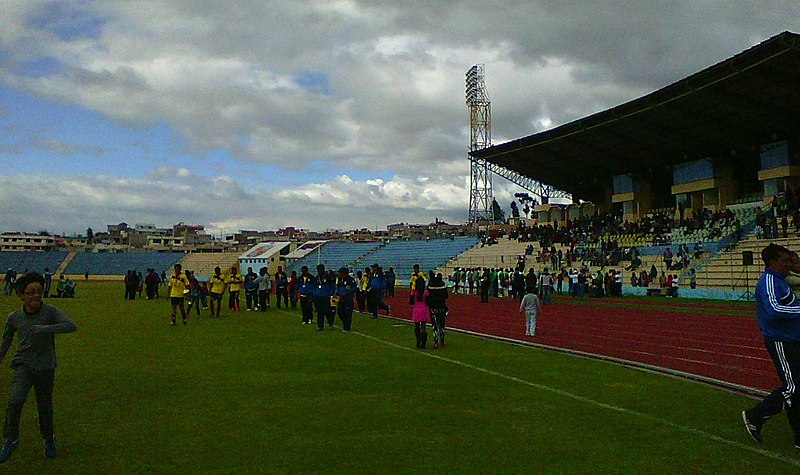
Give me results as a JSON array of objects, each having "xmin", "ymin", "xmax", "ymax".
[
  {"xmin": 0, "ymin": 272, "xmax": 78, "ymax": 464},
  {"xmin": 63, "ymin": 278, "xmax": 76, "ymax": 298},
  {"xmin": 55, "ymin": 275, "xmax": 66, "ymax": 298}
]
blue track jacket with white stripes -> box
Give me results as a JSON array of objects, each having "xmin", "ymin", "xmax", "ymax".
[{"xmin": 756, "ymin": 268, "xmax": 800, "ymax": 341}]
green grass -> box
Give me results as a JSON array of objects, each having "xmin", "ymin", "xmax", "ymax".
[{"xmin": 0, "ymin": 283, "xmax": 796, "ymax": 473}]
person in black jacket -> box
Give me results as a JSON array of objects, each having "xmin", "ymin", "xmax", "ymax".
[
  {"xmin": 296, "ymin": 266, "xmax": 317, "ymax": 325},
  {"xmin": 427, "ymin": 273, "xmax": 449, "ymax": 348},
  {"xmin": 314, "ymin": 265, "xmax": 335, "ymax": 330}
]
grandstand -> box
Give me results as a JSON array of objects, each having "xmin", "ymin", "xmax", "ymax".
[
  {"xmin": 0, "ymin": 251, "xmax": 68, "ymax": 274},
  {"xmin": 351, "ymin": 237, "xmax": 479, "ymax": 284},
  {"xmin": 286, "ymin": 241, "xmax": 382, "ymax": 274},
  {"xmin": 438, "ymin": 238, "xmax": 525, "ymax": 275},
  {"xmin": 465, "ymin": 31, "xmax": 800, "ymax": 299},
  {"xmin": 63, "ymin": 251, "xmax": 184, "ymax": 277}
]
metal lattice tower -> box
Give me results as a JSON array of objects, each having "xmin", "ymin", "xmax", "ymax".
[{"xmin": 466, "ymin": 65, "xmax": 494, "ymax": 225}]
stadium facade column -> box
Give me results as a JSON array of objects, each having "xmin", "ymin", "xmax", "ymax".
[
  {"xmin": 612, "ymin": 174, "xmax": 653, "ymax": 223},
  {"xmin": 672, "ymin": 159, "xmax": 738, "ymax": 218},
  {"xmin": 758, "ymin": 140, "xmax": 800, "ymax": 202}
]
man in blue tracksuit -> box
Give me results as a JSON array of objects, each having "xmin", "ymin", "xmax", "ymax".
[
  {"xmin": 368, "ymin": 264, "xmax": 390, "ymax": 319},
  {"xmin": 335, "ymin": 267, "xmax": 356, "ymax": 332},
  {"xmin": 314, "ymin": 264, "xmax": 335, "ymax": 330},
  {"xmin": 743, "ymin": 243, "xmax": 800, "ymax": 447},
  {"xmin": 296, "ymin": 266, "xmax": 317, "ymax": 325}
]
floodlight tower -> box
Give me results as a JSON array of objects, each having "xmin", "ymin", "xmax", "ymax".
[{"xmin": 466, "ymin": 64, "xmax": 494, "ymax": 226}]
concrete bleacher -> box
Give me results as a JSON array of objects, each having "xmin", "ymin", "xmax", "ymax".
[
  {"xmin": 354, "ymin": 237, "xmax": 479, "ymax": 284},
  {"xmin": 63, "ymin": 251, "xmax": 185, "ymax": 277},
  {"xmin": 178, "ymin": 252, "xmax": 240, "ymax": 279},
  {"xmin": 438, "ymin": 238, "xmax": 526, "ymax": 275},
  {"xmin": 0, "ymin": 251, "xmax": 68, "ymax": 274},
  {"xmin": 690, "ymin": 233, "xmax": 798, "ymax": 291},
  {"xmin": 287, "ymin": 241, "xmax": 382, "ymax": 274}
]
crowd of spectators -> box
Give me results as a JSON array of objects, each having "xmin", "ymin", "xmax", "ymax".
[
  {"xmin": 510, "ymin": 207, "xmax": 742, "ymax": 251},
  {"xmin": 755, "ymin": 192, "xmax": 800, "ymax": 239}
]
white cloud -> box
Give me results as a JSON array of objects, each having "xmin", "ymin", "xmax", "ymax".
[
  {"xmin": 1, "ymin": 1, "xmax": 798, "ymax": 232},
  {"xmin": 0, "ymin": 167, "xmax": 501, "ymax": 234}
]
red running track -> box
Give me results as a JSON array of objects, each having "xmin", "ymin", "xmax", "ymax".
[{"xmin": 385, "ymin": 293, "xmax": 778, "ymax": 394}]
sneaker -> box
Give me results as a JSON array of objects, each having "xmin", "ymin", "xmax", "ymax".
[
  {"xmin": 171, "ymin": 321, "xmax": 177, "ymax": 326},
  {"xmin": 433, "ymin": 344, "xmax": 439, "ymax": 349},
  {"xmin": 43, "ymin": 437, "xmax": 56, "ymax": 459},
  {"xmin": 183, "ymin": 319, "xmax": 187, "ymax": 325},
  {"xmin": 315, "ymin": 327, "xmax": 325, "ymax": 331},
  {"xmin": 0, "ymin": 439, "xmax": 19, "ymax": 464},
  {"xmin": 742, "ymin": 411, "xmax": 763, "ymax": 443}
]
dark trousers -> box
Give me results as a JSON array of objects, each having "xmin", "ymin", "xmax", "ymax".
[
  {"xmin": 747, "ymin": 338, "xmax": 800, "ymax": 440},
  {"xmin": 300, "ymin": 296, "xmax": 314, "ymax": 323},
  {"xmin": 289, "ymin": 290, "xmax": 297, "ymax": 309},
  {"xmin": 369, "ymin": 289, "xmax": 389, "ymax": 318},
  {"xmin": 258, "ymin": 290, "xmax": 270, "ymax": 310},
  {"xmin": 125, "ymin": 285, "xmax": 137, "ymax": 300},
  {"xmin": 314, "ymin": 296, "xmax": 334, "ymax": 329},
  {"xmin": 356, "ymin": 290, "xmax": 366, "ymax": 312},
  {"xmin": 276, "ymin": 287, "xmax": 289, "ymax": 308},
  {"xmin": 4, "ymin": 367, "xmax": 55, "ymax": 441},
  {"xmin": 187, "ymin": 295, "xmax": 201, "ymax": 315},
  {"xmin": 229, "ymin": 290, "xmax": 240, "ymax": 310},
  {"xmin": 338, "ymin": 301, "xmax": 354, "ymax": 331},
  {"xmin": 430, "ymin": 307, "xmax": 446, "ymax": 344},
  {"xmin": 245, "ymin": 289, "xmax": 258, "ymax": 310}
]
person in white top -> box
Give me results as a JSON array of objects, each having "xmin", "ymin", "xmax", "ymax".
[{"xmin": 519, "ymin": 290, "xmax": 542, "ymax": 337}]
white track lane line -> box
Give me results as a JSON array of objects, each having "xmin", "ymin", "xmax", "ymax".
[{"xmin": 352, "ymin": 330, "xmax": 800, "ymax": 468}]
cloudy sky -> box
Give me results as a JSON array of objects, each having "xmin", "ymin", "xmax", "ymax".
[{"xmin": 1, "ymin": 1, "xmax": 798, "ymax": 236}]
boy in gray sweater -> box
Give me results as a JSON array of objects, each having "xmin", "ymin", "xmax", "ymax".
[
  {"xmin": 519, "ymin": 290, "xmax": 542, "ymax": 337},
  {"xmin": 0, "ymin": 272, "xmax": 77, "ymax": 463}
]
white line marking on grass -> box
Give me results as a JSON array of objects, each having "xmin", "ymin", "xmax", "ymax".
[{"xmin": 352, "ymin": 330, "xmax": 800, "ymax": 468}]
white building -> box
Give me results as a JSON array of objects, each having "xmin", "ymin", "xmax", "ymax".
[{"xmin": 0, "ymin": 232, "xmax": 56, "ymax": 251}]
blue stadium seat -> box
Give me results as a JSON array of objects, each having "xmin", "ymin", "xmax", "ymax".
[
  {"xmin": 63, "ymin": 252, "xmax": 184, "ymax": 275},
  {"xmin": 0, "ymin": 252, "xmax": 68, "ymax": 275}
]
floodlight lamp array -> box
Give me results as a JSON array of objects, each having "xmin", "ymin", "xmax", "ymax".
[{"xmin": 465, "ymin": 64, "xmax": 484, "ymax": 103}]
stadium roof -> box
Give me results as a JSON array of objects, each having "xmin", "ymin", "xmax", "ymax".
[{"xmin": 471, "ymin": 31, "xmax": 800, "ymax": 203}]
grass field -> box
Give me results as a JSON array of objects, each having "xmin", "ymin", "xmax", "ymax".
[{"xmin": 0, "ymin": 283, "xmax": 797, "ymax": 473}]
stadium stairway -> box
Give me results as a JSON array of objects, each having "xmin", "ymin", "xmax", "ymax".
[{"xmin": 55, "ymin": 251, "xmax": 76, "ymax": 276}]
